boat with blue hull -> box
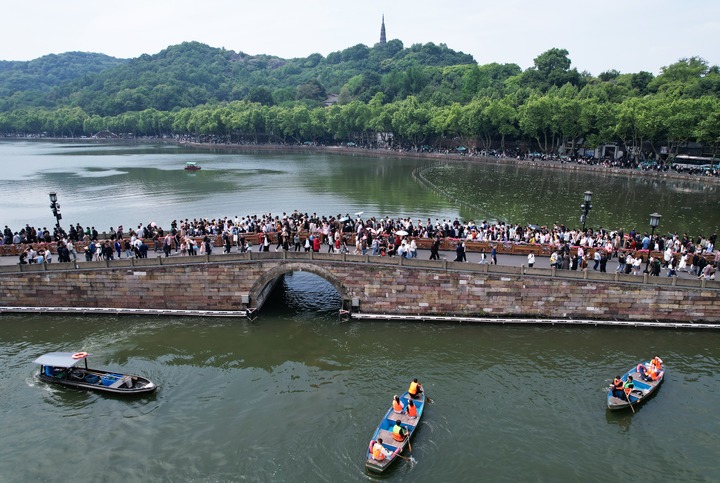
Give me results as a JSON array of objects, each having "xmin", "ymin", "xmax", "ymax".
[
  {"xmin": 365, "ymin": 391, "xmax": 424, "ymax": 473},
  {"xmin": 34, "ymin": 352, "xmax": 156, "ymax": 395},
  {"xmin": 607, "ymin": 360, "xmax": 664, "ymax": 411}
]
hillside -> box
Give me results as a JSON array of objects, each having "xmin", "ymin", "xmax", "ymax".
[
  {"xmin": 0, "ymin": 40, "xmax": 478, "ymax": 115},
  {"xmin": 5, "ymin": 42, "xmax": 718, "ymax": 160},
  {"xmin": 0, "ymin": 52, "xmax": 126, "ymax": 110}
]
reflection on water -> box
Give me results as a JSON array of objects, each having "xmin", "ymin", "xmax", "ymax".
[
  {"xmin": 2, "ymin": 140, "xmax": 719, "ymax": 236},
  {"xmin": 427, "ymin": 163, "xmax": 720, "ymax": 235}
]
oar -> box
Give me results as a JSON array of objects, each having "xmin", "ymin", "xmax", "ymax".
[
  {"xmin": 407, "ymin": 437, "xmax": 412, "ymax": 453},
  {"xmin": 625, "ymin": 391, "xmax": 635, "ymax": 414},
  {"xmin": 425, "ymin": 395, "xmax": 434, "ymax": 404},
  {"xmin": 395, "ymin": 453, "xmax": 411, "ymax": 462}
]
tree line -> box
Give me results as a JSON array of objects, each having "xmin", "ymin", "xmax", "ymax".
[{"xmin": 0, "ymin": 43, "xmax": 718, "ymax": 160}]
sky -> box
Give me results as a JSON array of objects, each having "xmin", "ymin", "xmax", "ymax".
[{"xmin": 1, "ymin": 0, "xmax": 718, "ymax": 76}]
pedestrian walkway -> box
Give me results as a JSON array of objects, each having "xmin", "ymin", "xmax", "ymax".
[{"xmin": 0, "ymin": 246, "xmax": 702, "ymax": 281}]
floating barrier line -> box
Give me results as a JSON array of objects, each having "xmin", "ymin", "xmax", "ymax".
[
  {"xmin": 0, "ymin": 306, "xmax": 247, "ymax": 318},
  {"xmin": 348, "ymin": 313, "xmax": 720, "ymax": 330}
]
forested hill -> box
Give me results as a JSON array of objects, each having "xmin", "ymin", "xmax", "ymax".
[
  {"xmin": 0, "ymin": 52, "xmax": 126, "ymax": 109},
  {"xmin": 0, "ymin": 40, "xmax": 478, "ymax": 115},
  {"xmin": 3, "ymin": 41, "xmax": 718, "ymax": 159}
]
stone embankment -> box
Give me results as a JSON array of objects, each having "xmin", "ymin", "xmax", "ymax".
[{"xmin": 0, "ymin": 251, "xmax": 718, "ymax": 325}]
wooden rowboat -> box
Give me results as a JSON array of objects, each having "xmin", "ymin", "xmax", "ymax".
[
  {"xmin": 34, "ymin": 352, "xmax": 156, "ymax": 395},
  {"xmin": 365, "ymin": 391, "xmax": 424, "ymax": 473},
  {"xmin": 607, "ymin": 360, "xmax": 664, "ymax": 411}
]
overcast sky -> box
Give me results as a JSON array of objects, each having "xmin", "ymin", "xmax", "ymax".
[{"xmin": 2, "ymin": 0, "xmax": 718, "ymax": 75}]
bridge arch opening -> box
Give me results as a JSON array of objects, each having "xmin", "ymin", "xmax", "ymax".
[{"xmin": 250, "ymin": 264, "xmax": 347, "ymax": 317}]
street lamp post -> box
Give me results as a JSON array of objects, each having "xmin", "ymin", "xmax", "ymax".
[
  {"xmin": 580, "ymin": 191, "xmax": 593, "ymax": 232},
  {"xmin": 645, "ymin": 212, "xmax": 662, "ymax": 273},
  {"xmin": 49, "ymin": 192, "xmax": 62, "ymax": 234}
]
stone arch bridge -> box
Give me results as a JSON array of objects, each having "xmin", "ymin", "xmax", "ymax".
[{"xmin": 1, "ymin": 251, "xmax": 719, "ymax": 323}]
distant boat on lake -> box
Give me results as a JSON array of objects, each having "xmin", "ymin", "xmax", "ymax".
[{"xmin": 184, "ymin": 162, "xmax": 201, "ymax": 171}]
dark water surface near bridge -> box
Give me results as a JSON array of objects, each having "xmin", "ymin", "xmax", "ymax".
[
  {"xmin": 1, "ymin": 272, "xmax": 719, "ymax": 481},
  {"xmin": 1, "ymin": 141, "xmax": 720, "ymax": 481}
]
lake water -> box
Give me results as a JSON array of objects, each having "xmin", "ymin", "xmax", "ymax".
[
  {"xmin": 1, "ymin": 140, "xmax": 719, "ymax": 236},
  {"xmin": 2, "ymin": 293, "xmax": 719, "ymax": 481},
  {"xmin": 1, "ymin": 140, "xmax": 719, "ymax": 481}
]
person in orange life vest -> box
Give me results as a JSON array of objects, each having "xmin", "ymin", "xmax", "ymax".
[
  {"xmin": 647, "ymin": 361, "xmax": 663, "ymax": 381},
  {"xmin": 392, "ymin": 395, "xmax": 404, "ymax": 413},
  {"xmin": 611, "ymin": 376, "xmax": 625, "ymax": 399},
  {"xmin": 372, "ymin": 438, "xmax": 393, "ymax": 461},
  {"xmin": 636, "ymin": 363, "xmax": 651, "ymax": 381},
  {"xmin": 405, "ymin": 399, "xmax": 418, "ymax": 418},
  {"xmin": 645, "ymin": 363, "xmax": 659, "ymax": 381},
  {"xmin": 651, "ymin": 355, "xmax": 663, "ymax": 370},
  {"xmin": 391, "ymin": 419, "xmax": 408, "ymax": 442},
  {"xmin": 408, "ymin": 378, "xmax": 423, "ymax": 399}
]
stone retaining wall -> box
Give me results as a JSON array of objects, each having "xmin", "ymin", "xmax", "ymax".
[{"xmin": 0, "ymin": 254, "xmax": 718, "ymax": 322}]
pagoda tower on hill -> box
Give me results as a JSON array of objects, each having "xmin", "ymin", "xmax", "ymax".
[{"xmin": 380, "ymin": 15, "xmax": 386, "ymax": 45}]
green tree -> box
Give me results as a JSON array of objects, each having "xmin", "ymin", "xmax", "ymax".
[
  {"xmin": 521, "ymin": 48, "xmax": 581, "ymax": 91},
  {"xmin": 484, "ymin": 97, "xmax": 518, "ymax": 153},
  {"xmin": 296, "ymin": 79, "xmax": 327, "ymax": 101},
  {"xmin": 247, "ymin": 87, "xmax": 274, "ymax": 106},
  {"xmin": 391, "ymin": 96, "xmax": 430, "ymax": 146},
  {"xmin": 518, "ymin": 94, "xmax": 562, "ymax": 153}
]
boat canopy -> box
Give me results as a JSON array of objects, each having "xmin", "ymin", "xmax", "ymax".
[
  {"xmin": 33, "ymin": 352, "xmax": 91, "ymax": 368},
  {"xmin": 186, "ymin": 162, "xmax": 197, "ymax": 166}
]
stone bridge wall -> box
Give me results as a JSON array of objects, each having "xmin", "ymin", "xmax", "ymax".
[{"xmin": 0, "ymin": 252, "xmax": 718, "ymax": 322}]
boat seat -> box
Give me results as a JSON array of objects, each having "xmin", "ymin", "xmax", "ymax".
[
  {"xmin": 108, "ymin": 376, "xmax": 132, "ymax": 389},
  {"xmin": 387, "ymin": 412, "xmax": 418, "ymax": 426},
  {"xmin": 376, "ymin": 430, "xmax": 401, "ymax": 449}
]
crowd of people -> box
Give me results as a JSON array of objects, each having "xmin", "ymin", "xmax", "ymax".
[{"xmin": 3, "ymin": 211, "xmax": 718, "ymax": 279}]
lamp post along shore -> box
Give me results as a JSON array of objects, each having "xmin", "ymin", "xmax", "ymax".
[
  {"xmin": 580, "ymin": 191, "xmax": 593, "ymax": 232},
  {"xmin": 645, "ymin": 212, "xmax": 662, "ymax": 273},
  {"xmin": 49, "ymin": 192, "xmax": 62, "ymax": 233}
]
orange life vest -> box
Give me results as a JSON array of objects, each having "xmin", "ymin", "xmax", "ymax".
[
  {"xmin": 612, "ymin": 378, "xmax": 623, "ymax": 391},
  {"xmin": 392, "ymin": 399, "xmax": 403, "ymax": 413},
  {"xmin": 392, "ymin": 424, "xmax": 405, "ymax": 441},
  {"xmin": 407, "ymin": 403, "xmax": 417, "ymax": 417},
  {"xmin": 648, "ymin": 365, "xmax": 662, "ymax": 381},
  {"xmin": 651, "ymin": 357, "xmax": 663, "ymax": 369},
  {"xmin": 408, "ymin": 381, "xmax": 419, "ymax": 395},
  {"xmin": 372, "ymin": 442, "xmax": 385, "ymax": 460}
]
